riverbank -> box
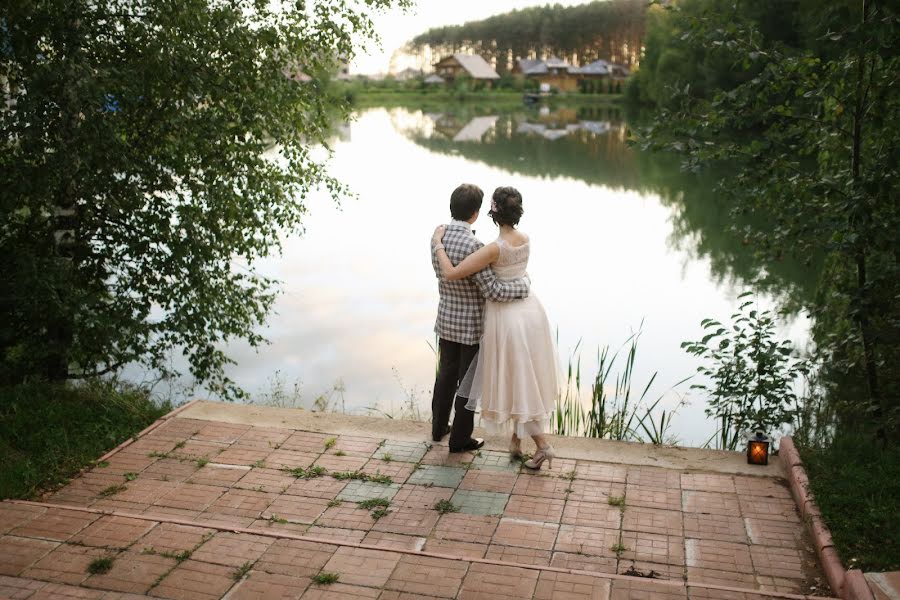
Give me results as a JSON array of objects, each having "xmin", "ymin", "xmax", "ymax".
[
  {"xmin": 349, "ymin": 89, "xmax": 625, "ymax": 107},
  {"xmin": 799, "ymin": 433, "xmax": 900, "ymax": 572},
  {"xmin": 0, "ymin": 381, "xmax": 169, "ymax": 499}
]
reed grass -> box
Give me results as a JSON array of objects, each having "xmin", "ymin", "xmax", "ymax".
[{"xmin": 553, "ymin": 328, "xmax": 688, "ymax": 444}]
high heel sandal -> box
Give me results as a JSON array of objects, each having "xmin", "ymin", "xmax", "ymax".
[
  {"xmin": 509, "ymin": 437, "xmax": 523, "ymax": 459},
  {"xmin": 524, "ymin": 445, "xmax": 555, "ymax": 470}
]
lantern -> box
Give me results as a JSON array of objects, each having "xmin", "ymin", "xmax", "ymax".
[{"xmin": 747, "ymin": 431, "xmax": 770, "ymax": 465}]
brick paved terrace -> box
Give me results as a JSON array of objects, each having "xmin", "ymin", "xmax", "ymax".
[{"xmin": 0, "ymin": 401, "xmax": 834, "ymax": 599}]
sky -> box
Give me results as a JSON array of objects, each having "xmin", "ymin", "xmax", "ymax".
[{"xmin": 351, "ymin": 0, "xmax": 594, "ymax": 75}]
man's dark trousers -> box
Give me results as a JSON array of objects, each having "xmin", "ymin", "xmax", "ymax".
[{"xmin": 432, "ymin": 338, "xmax": 478, "ymax": 448}]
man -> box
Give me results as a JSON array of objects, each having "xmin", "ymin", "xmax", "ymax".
[{"xmin": 430, "ymin": 183, "xmax": 530, "ymax": 452}]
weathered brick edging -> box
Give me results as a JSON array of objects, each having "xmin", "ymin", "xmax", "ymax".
[{"xmin": 780, "ymin": 437, "xmax": 874, "ymax": 600}]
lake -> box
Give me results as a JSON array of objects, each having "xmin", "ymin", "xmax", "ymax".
[{"xmin": 143, "ymin": 102, "xmax": 814, "ymax": 447}]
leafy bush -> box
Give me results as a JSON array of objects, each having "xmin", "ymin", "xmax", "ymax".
[{"xmin": 683, "ymin": 293, "xmax": 807, "ymax": 449}]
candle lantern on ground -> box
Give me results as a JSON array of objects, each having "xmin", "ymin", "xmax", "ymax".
[{"xmin": 747, "ymin": 431, "xmax": 770, "ymax": 465}]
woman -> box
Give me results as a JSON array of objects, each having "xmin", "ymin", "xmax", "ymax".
[{"xmin": 431, "ymin": 186, "xmax": 559, "ymax": 469}]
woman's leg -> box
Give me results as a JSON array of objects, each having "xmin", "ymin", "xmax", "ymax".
[{"xmin": 531, "ymin": 434, "xmax": 549, "ymax": 450}]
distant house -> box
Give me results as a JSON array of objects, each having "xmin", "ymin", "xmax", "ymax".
[
  {"xmin": 424, "ymin": 73, "xmax": 445, "ymax": 85},
  {"xmin": 514, "ymin": 56, "xmax": 579, "ymax": 92},
  {"xmin": 394, "ymin": 67, "xmax": 423, "ymax": 82},
  {"xmin": 433, "ymin": 54, "xmax": 500, "ymax": 86},
  {"xmin": 577, "ymin": 59, "xmax": 630, "ymax": 80}
]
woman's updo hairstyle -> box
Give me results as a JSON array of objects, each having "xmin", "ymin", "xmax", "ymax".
[{"xmin": 488, "ymin": 186, "xmax": 524, "ymax": 227}]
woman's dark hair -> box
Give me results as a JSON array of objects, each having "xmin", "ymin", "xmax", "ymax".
[
  {"xmin": 449, "ymin": 183, "xmax": 484, "ymax": 221},
  {"xmin": 489, "ymin": 186, "xmax": 524, "ymax": 227}
]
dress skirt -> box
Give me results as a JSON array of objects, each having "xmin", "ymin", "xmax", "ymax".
[{"xmin": 460, "ymin": 293, "xmax": 559, "ymax": 437}]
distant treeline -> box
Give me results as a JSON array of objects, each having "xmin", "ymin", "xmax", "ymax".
[
  {"xmin": 408, "ymin": 0, "xmax": 645, "ymax": 74},
  {"xmin": 627, "ymin": 0, "xmax": 858, "ymax": 106}
]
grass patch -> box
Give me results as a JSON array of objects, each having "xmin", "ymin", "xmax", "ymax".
[
  {"xmin": 799, "ymin": 431, "xmax": 900, "ymax": 571},
  {"xmin": 330, "ymin": 471, "xmax": 393, "ymax": 484},
  {"xmin": 327, "ymin": 499, "xmax": 341, "ymax": 507},
  {"xmin": 607, "ymin": 495, "xmax": 625, "ymax": 508},
  {"xmin": 312, "ymin": 572, "xmax": 340, "ymax": 585},
  {"xmin": 267, "ymin": 514, "xmax": 288, "ymax": 524},
  {"xmin": 324, "ymin": 437, "xmax": 337, "ymax": 450},
  {"xmin": 87, "ymin": 556, "xmax": 114, "ymax": 575},
  {"xmin": 357, "ymin": 498, "xmax": 390, "ymax": 510},
  {"xmin": 0, "ymin": 381, "xmax": 169, "ymax": 500},
  {"xmin": 610, "ymin": 542, "xmax": 627, "ymax": 556},
  {"xmin": 124, "ymin": 472, "xmax": 138, "ymax": 481},
  {"xmin": 381, "ymin": 453, "xmax": 393, "ymax": 463},
  {"xmin": 98, "ymin": 484, "xmax": 127, "ymax": 497},
  {"xmin": 371, "ymin": 507, "xmax": 390, "ymax": 520},
  {"xmin": 195, "ymin": 457, "xmax": 209, "ymax": 468},
  {"xmin": 283, "ymin": 465, "xmax": 326, "ymax": 479},
  {"xmin": 334, "ymin": 449, "xmax": 346, "ymax": 456},
  {"xmin": 142, "ymin": 547, "xmax": 191, "ymax": 562},
  {"xmin": 232, "ymin": 561, "xmax": 252, "ymax": 581},
  {"xmin": 433, "ymin": 499, "xmax": 459, "ymax": 514}
]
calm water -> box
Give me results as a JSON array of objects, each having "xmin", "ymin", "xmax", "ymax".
[{"xmin": 144, "ymin": 103, "xmax": 814, "ymax": 447}]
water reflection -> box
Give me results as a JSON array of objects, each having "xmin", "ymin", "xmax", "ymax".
[{"xmin": 142, "ymin": 104, "xmax": 816, "ymax": 447}]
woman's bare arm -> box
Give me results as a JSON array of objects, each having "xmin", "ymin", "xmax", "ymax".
[{"xmin": 432, "ymin": 225, "xmax": 500, "ymax": 280}]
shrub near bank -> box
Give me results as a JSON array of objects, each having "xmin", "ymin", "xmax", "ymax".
[{"xmin": 0, "ymin": 381, "xmax": 169, "ymax": 499}]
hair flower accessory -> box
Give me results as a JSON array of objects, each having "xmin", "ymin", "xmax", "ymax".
[{"xmin": 490, "ymin": 199, "xmax": 499, "ymax": 212}]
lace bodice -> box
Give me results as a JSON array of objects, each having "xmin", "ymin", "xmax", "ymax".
[{"xmin": 493, "ymin": 237, "xmax": 530, "ymax": 280}]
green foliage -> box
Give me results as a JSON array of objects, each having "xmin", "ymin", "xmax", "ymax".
[
  {"xmin": 283, "ymin": 465, "xmax": 326, "ymax": 479},
  {"xmin": 637, "ymin": 0, "xmax": 900, "ymax": 439},
  {"xmin": 312, "ymin": 572, "xmax": 340, "ymax": 585},
  {"xmin": 357, "ymin": 497, "xmax": 390, "ymax": 510},
  {"xmin": 87, "ymin": 557, "xmax": 114, "ymax": 575},
  {"xmin": 800, "ymin": 431, "xmax": 900, "ymax": 571},
  {"xmin": 0, "ymin": 0, "xmax": 408, "ymax": 395},
  {"xmin": 0, "ymin": 380, "xmax": 168, "ymax": 499},
  {"xmin": 98, "ymin": 484, "xmax": 127, "ymax": 497},
  {"xmin": 683, "ymin": 294, "xmax": 808, "ymax": 450},
  {"xmin": 433, "ymin": 499, "xmax": 459, "ymax": 514},
  {"xmin": 554, "ymin": 328, "xmax": 688, "ymax": 444}
]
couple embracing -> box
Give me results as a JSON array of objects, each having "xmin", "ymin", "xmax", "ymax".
[{"xmin": 430, "ymin": 183, "xmax": 559, "ymax": 470}]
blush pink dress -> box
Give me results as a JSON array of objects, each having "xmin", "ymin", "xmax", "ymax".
[{"xmin": 461, "ymin": 236, "xmax": 559, "ymax": 436}]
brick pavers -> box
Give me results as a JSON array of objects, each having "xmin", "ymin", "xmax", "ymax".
[
  {"xmin": 0, "ymin": 535, "xmax": 59, "ymax": 575},
  {"xmin": 503, "ymin": 494, "xmax": 565, "ymax": 523},
  {"xmin": 150, "ymin": 559, "xmax": 236, "ymax": 600},
  {"xmin": 470, "ymin": 451, "xmax": 521, "ymax": 473},
  {"xmin": 371, "ymin": 507, "xmax": 439, "ymax": 537},
  {"xmin": 10, "ymin": 507, "xmax": 97, "ymax": 542},
  {"xmin": 555, "ymin": 524, "xmax": 619, "ymax": 557},
  {"xmin": 22, "ymin": 543, "xmax": 107, "ymax": 584},
  {"xmin": 485, "ymin": 544, "xmax": 551, "ymax": 566},
  {"xmin": 336, "ymin": 481, "xmax": 401, "ymax": 503},
  {"xmin": 391, "ymin": 484, "xmax": 453, "ymax": 510},
  {"xmin": 321, "ymin": 546, "xmax": 400, "ymax": 587},
  {"xmin": 450, "ymin": 489, "xmax": 509, "ymax": 516},
  {"xmin": 458, "ymin": 562, "xmax": 539, "ymax": 599},
  {"xmin": 459, "ymin": 470, "xmax": 517, "ymax": 494},
  {"xmin": 191, "ymin": 532, "xmax": 273, "ymax": 568},
  {"xmin": 3, "ymin": 414, "xmax": 833, "ymax": 600},
  {"xmin": 70, "ymin": 515, "xmax": 157, "ymax": 549},
  {"xmin": 534, "ymin": 570, "xmax": 611, "ymax": 600},
  {"xmin": 263, "ymin": 495, "xmax": 330, "ymax": 524},
  {"xmin": 384, "ymin": 554, "xmax": 467, "ymax": 598},
  {"xmin": 254, "ymin": 538, "xmax": 337, "ymax": 578},
  {"xmin": 82, "ymin": 549, "xmax": 176, "ymax": 594},
  {"xmin": 406, "ymin": 465, "xmax": 466, "ymax": 488},
  {"xmin": 225, "ymin": 570, "xmax": 309, "ymax": 599},
  {"xmin": 492, "ymin": 518, "xmax": 559, "ymax": 550},
  {"xmin": 374, "ymin": 441, "xmax": 429, "ymax": 463}
]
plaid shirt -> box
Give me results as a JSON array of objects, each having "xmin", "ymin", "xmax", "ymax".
[{"xmin": 431, "ymin": 221, "xmax": 530, "ymax": 346}]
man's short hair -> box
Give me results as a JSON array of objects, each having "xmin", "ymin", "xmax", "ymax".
[{"xmin": 450, "ymin": 183, "xmax": 484, "ymax": 221}]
